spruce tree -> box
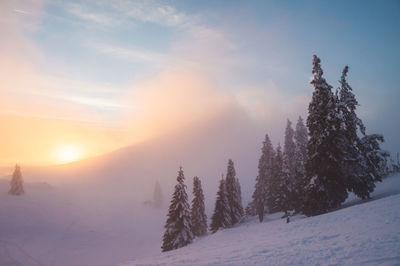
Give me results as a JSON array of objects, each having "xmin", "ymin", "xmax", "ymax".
[
  {"xmin": 210, "ymin": 175, "xmax": 231, "ymax": 233},
  {"xmin": 337, "ymin": 66, "xmax": 388, "ymax": 199},
  {"xmin": 225, "ymin": 159, "xmax": 244, "ymax": 225},
  {"xmin": 161, "ymin": 167, "xmax": 193, "ymax": 252},
  {"xmin": 252, "ymin": 134, "xmax": 274, "ymax": 222},
  {"xmin": 294, "ymin": 116, "xmax": 308, "ymax": 212},
  {"xmin": 269, "ymin": 144, "xmax": 285, "ymax": 213},
  {"xmin": 153, "ymin": 180, "xmax": 163, "ymax": 208},
  {"xmin": 358, "ymin": 134, "xmax": 389, "ymax": 195},
  {"xmin": 303, "ymin": 55, "xmax": 347, "ymax": 216},
  {"xmin": 235, "ymin": 178, "xmax": 243, "ymax": 219},
  {"xmin": 337, "ymin": 65, "xmax": 365, "ymax": 197},
  {"xmin": 190, "ymin": 176, "xmax": 208, "ymax": 237},
  {"xmin": 282, "ymin": 119, "xmax": 296, "ymax": 211},
  {"xmin": 9, "ymin": 164, "xmax": 24, "ymax": 195}
]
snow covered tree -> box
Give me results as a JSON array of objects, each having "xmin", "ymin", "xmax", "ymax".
[
  {"xmin": 153, "ymin": 180, "xmax": 163, "ymax": 208},
  {"xmin": 235, "ymin": 177, "xmax": 243, "ymax": 218},
  {"xmin": 252, "ymin": 134, "xmax": 275, "ymax": 222},
  {"xmin": 9, "ymin": 164, "xmax": 24, "ymax": 195},
  {"xmin": 282, "ymin": 119, "xmax": 296, "ymax": 211},
  {"xmin": 210, "ymin": 175, "xmax": 231, "ymax": 233},
  {"xmin": 225, "ymin": 159, "xmax": 244, "ymax": 225},
  {"xmin": 245, "ymin": 201, "xmax": 256, "ymax": 217},
  {"xmin": 190, "ymin": 176, "xmax": 208, "ymax": 237},
  {"xmin": 269, "ymin": 144, "xmax": 285, "ymax": 213},
  {"xmin": 303, "ymin": 55, "xmax": 347, "ymax": 216},
  {"xmin": 294, "ymin": 116, "xmax": 308, "ymax": 212},
  {"xmin": 337, "ymin": 66, "xmax": 388, "ymax": 199},
  {"xmin": 161, "ymin": 167, "xmax": 193, "ymax": 252},
  {"xmin": 357, "ymin": 134, "xmax": 389, "ymax": 196}
]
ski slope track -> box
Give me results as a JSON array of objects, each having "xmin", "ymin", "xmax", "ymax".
[{"xmin": 123, "ymin": 175, "xmax": 400, "ymax": 266}]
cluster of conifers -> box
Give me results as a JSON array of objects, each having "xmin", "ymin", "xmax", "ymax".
[
  {"xmin": 161, "ymin": 159, "xmax": 243, "ymax": 252},
  {"xmin": 161, "ymin": 55, "xmax": 390, "ymax": 252}
]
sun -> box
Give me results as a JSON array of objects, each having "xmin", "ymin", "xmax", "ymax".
[{"xmin": 55, "ymin": 145, "xmax": 82, "ymax": 164}]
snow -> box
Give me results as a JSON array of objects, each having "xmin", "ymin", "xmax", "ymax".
[
  {"xmin": 0, "ymin": 171, "xmax": 399, "ymax": 266},
  {"xmin": 0, "ymin": 180, "xmax": 165, "ymax": 266},
  {"xmin": 122, "ymin": 174, "xmax": 400, "ymax": 266}
]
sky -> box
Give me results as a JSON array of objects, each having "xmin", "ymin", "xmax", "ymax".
[{"xmin": 0, "ymin": 0, "xmax": 399, "ymax": 166}]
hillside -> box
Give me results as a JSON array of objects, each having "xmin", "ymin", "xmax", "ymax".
[
  {"xmin": 10, "ymin": 108, "xmax": 263, "ymax": 212},
  {"xmin": 122, "ymin": 174, "xmax": 400, "ymax": 266},
  {"xmin": 0, "ymin": 167, "xmax": 398, "ymax": 265}
]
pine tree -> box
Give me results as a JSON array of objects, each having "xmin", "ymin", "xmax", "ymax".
[
  {"xmin": 303, "ymin": 55, "xmax": 347, "ymax": 216},
  {"xmin": 153, "ymin": 180, "xmax": 163, "ymax": 208},
  {"xmin": 9, "ymin": 164, "xmax": 24, "ymax": 195},
  {"xmin": 225, "ymin": 159, "xmax": 244, "ymax": 225},
  {"xmin": 337, "ymin": 65, "xmax": 366, "ymax": 197},
  {"xmin": 294, "ymin": 116, "xmax": 308, "ymax": 212},
  {"xmin": 337, "ymin": 66, "xmax": 388, "ymax": 199},
  {"xmin": 210, "ymin": 175, "xmax": 231, "ymax": 233},
  {"xmin": 245, "ymin": 200, "xmax": 256, "ymax": 217},
  {"xmin": 235, "ymin": 178, "xmax": 243, "ymax": 219},
  {"xmin": 269, "ymin": 144, "xmax": 285, "ymax": 213},
  {"xmin": 161, "ymin": 167, "xmax": 193, "ymax": 252},
  {"xmin": 358, "ymin": 134, "xmax": 389, "ymax": 194},
  {"xmin": 282, "ymin": 119, "xmax": 296, "ymax": 211},
  {"xmin": 190, "ymin": 176, "xmax": 208, "ymax": 237},
  {"xmin": 252, "ymin": 134, "xmax": 275, "ymax": 222}
]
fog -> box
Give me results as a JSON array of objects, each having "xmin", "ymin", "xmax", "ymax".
[{"xmin": 0, "ymin": 94, "xmax": 307, "ymax": 265}]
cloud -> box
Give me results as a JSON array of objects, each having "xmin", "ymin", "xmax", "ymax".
[
  {"xmin": 64, "ymin": 0, "xmax": 192, "ymax": 30},
  {"xmin": 102, "ymin": 0, "xmax": 189, "ymax": 28},
  {"xmin": 235, "ymin": 82, "xmax": 308, "ymax": 121},
  {"xmin": 67, "ymin": 3, "xmax": 119, "ymax": 26},
  {"xmin": 86, "ymin": 41, "xmax": 168, "ymax": 64},
  {"xmin": 121, "ymin": 68, "xmax": 235, "ymax": 142}
]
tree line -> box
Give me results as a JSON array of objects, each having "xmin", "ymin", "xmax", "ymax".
[{"xmin": 161, "ymin": 55, "xmax": 395, "ymax": 252}]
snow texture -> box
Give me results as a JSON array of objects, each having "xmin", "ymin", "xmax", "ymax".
[{"xmin": 122, "ymin": 174, "xmax": 400, "ymax": 266}]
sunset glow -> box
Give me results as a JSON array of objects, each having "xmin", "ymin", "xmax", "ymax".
[
  {"xmin": 0, "ymin": 0, "xmax": 399, "ymax": 168},
  {"xmin": 55, "ymin": 145, "xmax": 82, "ymax": 164}
]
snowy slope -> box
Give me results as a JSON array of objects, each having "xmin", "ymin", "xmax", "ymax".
[
  {"xmin": 122, "ymin": 175, "xmax": 400, "ymax": 266},
  {"xmin": 0, "ymin": 180, "xmax": 166, "ymax": 266},
  {"xmin": 0, "ymin": 171, "xmax": 399, "ymax": 266}
]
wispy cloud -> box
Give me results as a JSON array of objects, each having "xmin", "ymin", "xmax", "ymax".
[
  {"xmin": 87, "ymin": 41, "xmax": 168, "ymax": 64},
  {"xmin": 13, "ymin": 9, "xmax": 30, "ymax": 15},
  {"xmin": 67, "ymin": 3, "xmax": 120, "ymax": 26},
  {"xmin": 100, "ymin": 0, "xmax": 189, "ymax": 28}
]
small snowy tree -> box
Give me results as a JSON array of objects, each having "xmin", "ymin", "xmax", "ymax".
[
  {"xmin": 235, "ymin": 177, "xmax": 243, "ymax": 220},
  {"xmin": 9, "ymin": 164, "xmax": 24, "ymax": 195},
  {"xmin": 294, "ymin": 116, "xmax": 308, "ymax": 212},
  {"xmin": 190, "ymin": 176, "xmax": 208, "ymax": 237},
  {"xmin": 358, "ymin": 134, "xmax": 389, "ymax": 190},
  {"xmin": 269, "ymin": 144, "xmax": 285, "ymax": 213},
  {"xmin": 210, "ymin": 175, "xmax": 231, "ymax": 233},
  {"xmin": 153, "ymin": 180, "xmax": 163, "ymax": 208},
  {"xmin": 161, "ymin": 167, "xmax": 193, "ymax": 252},
  {"xmin": 303, "ymin": 55, "xmax": 347, "ymax": 216},
  {"xmin": 282, "ymin": 119, "xmax": 296, "ymax": 211},
  {"xmin": 245, "ymin": 200, "xmax": 256, "ymax": 217},
  {"xmin": 225, "ymin": 159, "xmax": 244, "ymax": 225},
  {"xmin": 252, "ymin": 134, "xmax": 275, "ymax": 222}
]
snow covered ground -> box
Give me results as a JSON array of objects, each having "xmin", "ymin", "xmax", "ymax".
[
  {"xmin": 0, "ymin": 174, "xmax": 399, "ymax": 266},
  {"xmin": 122, "ymin": 174, "xmax": 400, "ymax": 266},
  {"xmin": 0, "ymin": 180, "xmax": 165, "ymax": 266}
]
